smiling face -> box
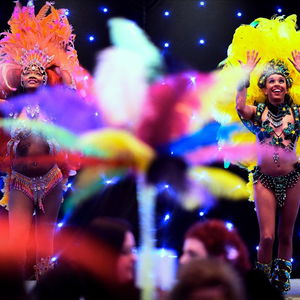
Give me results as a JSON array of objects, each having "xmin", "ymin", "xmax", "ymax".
[
  {"xmin": 21, "ymin": 63, "xmax": 47, "ymax": 90},
  {"xmin": 262, "ymin": 73, "xmax": 287, "ymax": 105}
]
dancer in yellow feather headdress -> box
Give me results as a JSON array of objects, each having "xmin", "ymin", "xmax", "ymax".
[{"xmin": 213, "ymin": 14, "xmax": 300, "ymax": 293}]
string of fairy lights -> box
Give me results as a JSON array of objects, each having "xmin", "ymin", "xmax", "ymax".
[{"xmin": 82, "ymin": 1, "xmax": 285, "ymax": 49}]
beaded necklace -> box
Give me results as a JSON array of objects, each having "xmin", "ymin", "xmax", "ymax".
[{"xmin": 239, "ymin": 101, "xmax": 300, "ymax": 167}]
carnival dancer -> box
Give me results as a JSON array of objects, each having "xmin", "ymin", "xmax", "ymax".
[
  {"xmin": 0, "ymin": 1, "xmax": 81, "ymax": 279},
  {"xmin": 212, "ymin": 15, "xmax": 300, "ymax": 293}
]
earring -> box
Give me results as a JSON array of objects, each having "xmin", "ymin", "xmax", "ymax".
[{"xmin": 42, "ymin": 74, "xmax": 48, "ymax": 85}]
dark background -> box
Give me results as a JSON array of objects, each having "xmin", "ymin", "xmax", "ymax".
[{"xmin": 1, "ymin": 0, "xmax": 300, "ymax": 276}]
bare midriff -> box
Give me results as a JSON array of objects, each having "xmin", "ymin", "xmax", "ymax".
[{"xmin": 12, "ymin": 135, "xmax": 55, "ymax": 177}]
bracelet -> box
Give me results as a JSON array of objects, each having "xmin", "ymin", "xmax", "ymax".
[{"xmin": 237, "ymin": 79, "xmax": 250, "ymax": 91}]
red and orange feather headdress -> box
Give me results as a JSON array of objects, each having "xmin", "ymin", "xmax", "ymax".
[{"xmin": 0, "ymin": 1, "xmax": 80, "ymax": 97}]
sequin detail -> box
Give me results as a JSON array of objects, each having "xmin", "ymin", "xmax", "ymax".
[{"xmin": 9, "ymin": 165, "xmax": 63, "ymax": 212}]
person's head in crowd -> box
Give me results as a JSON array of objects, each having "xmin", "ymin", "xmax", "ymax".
[
  {"xmin": 32, "ymin": 217, "xmax": 138, "ymax": 300},
  {"xmin": 87, "ymin": 217, "xmax": 137, "ymax": 284},
  {"xmin": 180, "ymin": 219, "xmax": 251, "ymax": 274},
  {"xmin": 169, "ymin": 257, "xmax": 246, "ymax": 300}
]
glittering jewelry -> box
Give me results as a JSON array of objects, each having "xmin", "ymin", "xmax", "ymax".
[
  {"xmin": 34, "ymin": 256, "xmax": 56, "ymax": 281},
  {"xmin": 25, "ymin": 104, "xmax": 40, "ymax": 119},
  {"xmin": 258, "ymin": 59, "xmax": 293, "ymax": 88},
  {"xmin": 0, "ymin": 2, "xmax": 79, "ymax": 93},
  {"xmin": 273, "ymin": 152, "xmax": 280, "ymax": 167},
  {"xmin": 267, "ymin": 110, "xmax": 283, "ymax": 128},
  {"xmin": 266, "ymin": 102, "xmax": 290, "ymax": 128}
]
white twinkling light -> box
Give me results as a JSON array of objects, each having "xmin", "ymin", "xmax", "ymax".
[
  {"xmin": 199, "ymin": 1, "xmax": 206, "ymax": 6},
  {"xmin": 164, "ymin": 42, "xmax": 170, "ymax": 48},
  {"xmin": 226, "ymin": 222, "xmax": 234, "ymax": 231},
  {"xmin": 88, "ymin": 35, "xmax": 95, "ymax": 42},
  {"xmin": 100, "ymin": 7, "xmax": 109, "ymax": 13},
  {"xmin": 236, "ymin": 11, "xmax": 242, "ymax": 17},
  {"xmin": 190, "ymin": 76, "xmax": 197, "ymax": 85},
  {"xmin": 164, "ymin": 213, "xmax": 170, "ymax": 222},
  {"xmin": 164, "ymin": 10, "xmax": 170, "ymax": 16},
  {"xmin": 277, "ymin": 7, "xmax": 282, "ymax": 13},
  {"xmin": 57, "ymin": 222, "xmax": 64, "ymax": 228},
  {"xmin": 51, "ymin": 256, "xmax": 58, "ymax": 262},
  {"xmin": 198, "ymin": 38, "xmax": 205, "ymax": 45},
  {"xmin": 199, "ymin": 211, "xmax": 205, "ymax": 217}
]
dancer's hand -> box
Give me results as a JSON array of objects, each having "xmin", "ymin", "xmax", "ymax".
[
  {"xmin": 238, "ymin": 50, "xmax": 261, "ymax": 74},
  {"xmin": 289, "ymin": 50, "xmax": 300, "ymax": 73}
]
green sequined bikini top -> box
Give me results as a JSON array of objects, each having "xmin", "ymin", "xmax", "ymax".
[{"xmin": 240, "ymin": 102, "xmax": 300, "ymax": 150}]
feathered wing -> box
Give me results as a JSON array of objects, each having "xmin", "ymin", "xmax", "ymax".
[
  {"xmin": 135, "ymin": 72, "xmax": 215, "ymax": 148},
  {"xmin": 188, "ymin": 166, "xmax": 249, "ymax": 200},
  {"xmin": 108, "ymin": 17, "xmax": 163, "ymax": 81},
  {"xmin": 94, "ymin": 18, "xmax": 163, "ymax": 129}
]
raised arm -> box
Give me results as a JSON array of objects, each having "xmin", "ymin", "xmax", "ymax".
[
  {"xmin": 236, "ymin": 50, "xmax": 260, "ymax": 120},
  {"xmin": 289, "ymin": 50, "xmax": 300, "ymax": 73}
]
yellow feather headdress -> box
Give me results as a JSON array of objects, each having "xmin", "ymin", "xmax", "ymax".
[{"xmin": 211, "ymin": 15, "xmax": 300, "ymax": 126}]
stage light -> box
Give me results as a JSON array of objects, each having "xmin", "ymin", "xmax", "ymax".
[
  {"xmin": 88, "ymin": 35, "xmax": 95, "ymax": 42},
  {"xmin": 51, "ymin": 256, "xmax": 58, "ymax": 262},
  {"xmin": 57, "ymin": 222, "xmax": 64, "ymax": 228},
  {"xmin": 198, "ymin": 38, "xmax": 205, "ymax": 45},
  {"xmin": 164, "ymin": 42, "xmax": 170, "ymax": 48},
  {"xmin": 277, "ymin": 7, "xmax": 282, "ymax": 13},
  {"xmin": 226, "ymin": 222, "xmax": 234, "ymax": 231},
  {"xmin": 100, "ymin": 6, "xmax": 109, "ymax": 13},
  {"xmin": 164, "ymin": 11, "xmax": 170, "ymax": 17},
  {"xmin": 164, "ymin": 213, "xmax": 170, "ymax": 222},
  {"xmin": 64, "ymin": 9, "xmax": 70, "ymax": 16},
  {"xmin": 103, "ymin": 176, "xmax": 120, "ymax": 185},
  {"xmin": 199, "ymin": 211, "xmax": 205, "ymax": 217},
  {"xmin": 164, "ymin": 184, "xmax": 169, "ymax": 189},
  {"xmin": 256, "ymin": 245, "xmax": 259, "ymax": 251},
  {"xmin": 190, "ymin": 76, "xmax": 197, "ymax": 84},
  {"xmin": 236, "ymin": 11, "xmax": 242, "ymax": 17},
  {"xmin": 199, "ymin": 1, "xmax": 206, "ymax": 6}
]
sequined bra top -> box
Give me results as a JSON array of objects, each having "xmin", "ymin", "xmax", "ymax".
[
  {"xmin": 240, "ymin": 102, "xmax": 300, "ymax": 151},
  {"xmin": 7, "ymin": 104, "xmax": 58, "ymax": 157}
]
